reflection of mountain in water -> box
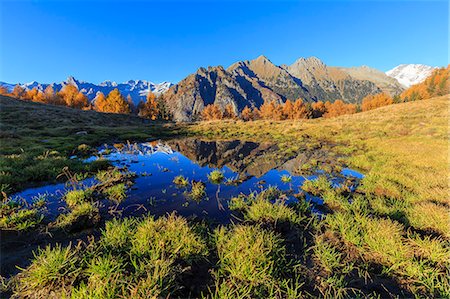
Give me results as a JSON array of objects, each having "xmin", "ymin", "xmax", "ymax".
[{"xmin": 166, "ymin": 138, "xmax": 330, "ymax": 178}]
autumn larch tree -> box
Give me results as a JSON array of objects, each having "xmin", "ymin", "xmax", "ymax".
[
  {"xmin": 201, "ymin": 104, "xmax": 222, "ymax": 120},
  {"xmin": 11, "ymin": 85, "xmax": 26, "ymax": 99},
  {"xmin": 324, "ymin": 100, "xmax": 357, "ymax": 118},
  {"xmin": 101, "ymin": 89, "xmax": 131, "ymax": 114},
  {"xmin": 58, "ymin": 84, "xmax": 88, "ymax": 109},
  {"xmin": 311, "ymin": 101, "xmax": 326, "ymax": 118},
  {"xmin": 282, "ymin": 99, "xmax": 294, "ymax": 119},
  {"xmin": 241, "ymin": 106, "xmax": 253, "ymax": 121},
  {"xmin": 361, "ymin": 93, "xmax": 393, "ymax": 112},
  {"xmin": 292, "ymin": 98, "xmax": 310, "ymax": 119},
  {"xmin": 139, "ymin": 91, "xmax": 159, "ymax": 119},
  {"xmin": 0, "ymin": 86, "xmax": 9, "ymax": 95},
  {"xmin": 401, "ymin": 65, "xmax": 449, "ymax": 102},
  {"xmin": 43, "ymin": 85, "xmax": 64, "ymax": 105},
  {"xmin": 223, "ymin": 104, "xmax": 237, "ymax": 119}
]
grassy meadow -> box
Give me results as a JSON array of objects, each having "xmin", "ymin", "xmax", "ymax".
[{"xmin": 0, "ymin": 95, "xmax": 449, "ymax": 298}]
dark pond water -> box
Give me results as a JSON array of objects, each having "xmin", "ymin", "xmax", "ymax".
[{"xmin": 12, "ymin": 138, "xmax": 364, "ymax": 223}]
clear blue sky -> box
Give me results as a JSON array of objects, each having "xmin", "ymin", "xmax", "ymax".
[{"xmin": 0, "ymin": 0, "xmax": 448, "ymax": 84}]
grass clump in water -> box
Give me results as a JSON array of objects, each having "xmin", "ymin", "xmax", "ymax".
[
  {"xmin": 64, "ymin": 189, "xmax": 93, "ymax": 207},
  {"xmin": 95, "ymin": 168, "xmax": 124, "ymax": 184},
  {"xmin": 55, "ymin": 201, "xmax": 99, "ymax": 231},
  {"xmin": 0, "ymin": 197, "xmax": 44, "ymax": 231},
  {"xmin": 280, "ymin": 174, "xmax": 292, "ymax": 183},
  {"xmin": 103, "ymin": 183, "xmax": 127, "ymax": 203},
  {"xmin": 207, "ymin": 170, "xmax": 224, "ymax": 184},
  {"xmin": 0, "ymin": 208, "xmax": 43, "ymax": 231},
  {"xmin": 173, "ymin": 175, "xmax": 189, "ymax": 187},
  {"xmin": 189, "ymin": 180, "xmax": 206, "ymax": 201}
]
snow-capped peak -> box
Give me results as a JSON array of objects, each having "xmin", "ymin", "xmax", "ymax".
[{"xmin": 386, "ymin": 64, "xmax": 436, "ymax": 88}]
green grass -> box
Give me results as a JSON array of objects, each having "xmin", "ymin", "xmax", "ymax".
[
  {"xmin": 212, "ymin": 225, "xmax": 291, "ymax": 297},
  {"xmin": 64, "ymin": 189, "xmax": 93, "ymax": 207},
  {"xmin": 207, "ymin": 170, "xmax": 225, "ymax": 184},
  {"xmin": 131, "ymin": 212, "xmax": 206, "ymax": 261},
  {"xmin": 0, "ymin": 95, "xmax": 182, "ymax": 194},
  {"xmin": 0, "ymin": 196, "xmax": 44, "ymax": 231},
  {"xmin": 15, "ymin": 244, "xmax": 80, "ymax": 298},
  {"xmin": 280, "ymin": 174, "xmax": 292, "ymax": 183},
  {"xmin": 55, "ymin": 202, "xmax": 99, "ymax": 231},
  {"xmin": 189, "ymin": 180, "xmax": 207, "ymax": 201},
  {"xmin": 173, "ymin": 175, "xmax": 189, "ymax": 187},
  {"xmin": 103, "ymin": 183, "xmax": 127, "ymax": 203},
  {"xmin": 3, "ymin": 95, "xmax": 449, "ymax": 298}
]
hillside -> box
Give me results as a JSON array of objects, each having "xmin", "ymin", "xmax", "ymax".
[{"xmin": 1, "ymin": 93, "xmax": 448, "ymax": 298}]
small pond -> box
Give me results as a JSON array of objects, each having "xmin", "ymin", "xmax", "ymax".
[{"xmin": 12, "ymin": 138, "xmax": 364, "ymax": 223}]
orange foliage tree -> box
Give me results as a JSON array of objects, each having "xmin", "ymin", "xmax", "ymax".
[
  {"xmin": 139, "ymin": 91, "xmax": 159, "ymax": 119},
  {"xmin": 24, "ymin": 88, "xmax": 45, "ymax": 102},
  {"xmin": 58, "ymin": 84, "xmax": 88, "ymax": 109},
  {"xmin": 401, "ymin": 66, "xmax": 450, "ymax": 102},
  {"xmin": 0, "ymin": 86, "xmax": 9, "ymax": 95},
  {"xmin": 43, "ymin": 85, "xmax": 64, "ymax": 105},
  {"xmin": 361, "ymin": 93, "xmax": 393, "ymax": 111},
  {"xmin": 323, "ymin": 100, "xmax": 357, "ymax": 118},
  {"xmin": 311, "ymin": 101, "xmax": 326, "ymax": 118},
  {"xmin": 223, "ymin": 104, "xmax": 237, "ymax": 119},
  {"xmin": 94, "ymin": 89, "xmax": 130, "ymax": 114},
  {"xmin": 292, "ymin": 99, "xmax": 310, "ymax": 119},
  {"xmin": 241, "ymin": 106, "xmax": 253, "ymax": 121},
  {"xmin": 11, "ymin": 85, "xmax": 26, "ymax": 99},
  {"xmin": 282, "ymin": 99, "xmax": 294, "ymax": 119},
  {"xmin": 201, "ymin": 104, "xmax": 222, "ymax": 120}
]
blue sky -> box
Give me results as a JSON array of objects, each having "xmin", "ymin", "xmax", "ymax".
[{"xmin": 0, "ymin": 0, "xmax": 448, "ymax": 84}]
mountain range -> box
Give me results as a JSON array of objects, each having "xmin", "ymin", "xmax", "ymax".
[
  {"xmin": 165, "ymin": 56, "xmax": 409, "ymax": 121},
  {"xmin": 0, "ymin": 57, "xmax": 436, "ymax": 121},
  {"xmin": 0, "ymin": 77, "xmax": 172, "ymax": 105},
  {"xmin": 385, "ymin": 64, "xmax": 437, "ymax": 88}
]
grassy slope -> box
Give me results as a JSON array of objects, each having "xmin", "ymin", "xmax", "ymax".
[
  {"xmin": 188, "ymin": 95, "xmax": 449, "ymax": 235},
  {"xmin": 1, "ymin": 94, "xmax": 449, "ymax": 297},
  {"xmin": 0, "ymin": 95, "xmax": 181, "ymax": 193}
]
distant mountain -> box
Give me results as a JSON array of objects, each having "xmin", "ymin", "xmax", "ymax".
[
  {"xmin": 0, "ymin": 77, "xmax": 172, "ymax": 105},
  {"xmin": 164, "ymin": 55, "xmax": 406, "ymax": 121},
  {"xmin": 386, "ymin": 64, "xmax": 436, "ymax": 88}
]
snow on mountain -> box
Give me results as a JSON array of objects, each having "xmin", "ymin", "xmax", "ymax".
[
  {"xmin": 0, "ymin": 77, "xmax": 173, "ymax": 105},
  {"xmin": 386, "ymin": 64, "xmax": 436, "ymax": 88}
]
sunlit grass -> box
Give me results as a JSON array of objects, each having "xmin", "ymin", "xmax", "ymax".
[{"xmin": 208, "ymin": 170, "xmax": 225, "ymax": 184}]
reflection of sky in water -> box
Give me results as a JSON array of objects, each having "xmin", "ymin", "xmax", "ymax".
[{"xmin": 12, "ymin": 142, "xmax": 364, "ymax": 223}]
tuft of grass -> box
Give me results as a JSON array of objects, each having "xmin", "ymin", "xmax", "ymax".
[
  {"xmin": 15, "ymin": 244, "xmax": 80, "ymax": 297},
  {"xmin": 213, "ymin": 225, "xmax": 289, "ymax": 296},
  {"xmin": 103, "ymin": 183, "xmax": 127, "ymax": 203},
  {"xmin": 95, "ymin": 168, "xmax": 124, "ymax": 184},
  {"xmin": 0, "ymin": 208, "xmax": 43, "ymax": 231},
  {"xmin": 131, "ymin": 212, "xmax": 206, "ymax": 262},
  {"xmin": 189, "ymin": 180, "xmax": 207, "ymax": 201},
  {"xmin": 173, "ymin": 175, "xmax": 189, "ymax": 187},
  {"xmin": 301, "ymin": 176, "xmax": 332, "ymax": 196},
  {"xmin": 55, "ymin": 201, "xmax": 99, "ymax": 231},
  {"xmin": 207, "ymin": 170, "xmax": 225, "ymax": 184},
  {"xmin": 64, "ymin": 189, "xmax": 93, "ymax": 207},
  {"xmin": 243, "ymin": 197, "xmax": 303, "ymax": 226},
  {"xmin": 101, "ymin": 217, "xmax": 136, "ymax": 251},
  {"xmin": 280, "ymin": 174, "xmax": 292, "ymax": 183}
]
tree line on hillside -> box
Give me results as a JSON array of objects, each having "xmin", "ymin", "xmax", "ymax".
[
  {"xmin": 202, "ymin": 65, "xmax": 449, "ymax": 121},
  {"xmin": 0, "ymin": 84, "xmax": 171, "ymax": 120},
  {"xmin": 1, "ymin": 65, "xmax": 448, "ymax": 121}
]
